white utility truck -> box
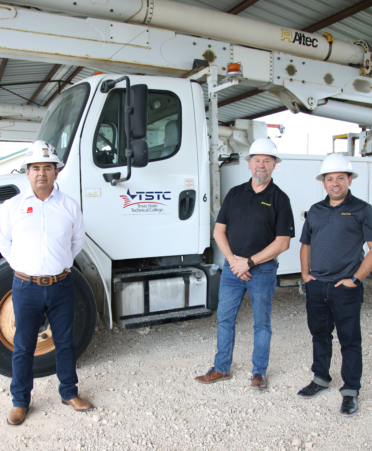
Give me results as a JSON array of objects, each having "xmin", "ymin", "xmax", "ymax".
[{"xmin": 0, "ymin": 0, "xmax": 371, "ymax": 378}]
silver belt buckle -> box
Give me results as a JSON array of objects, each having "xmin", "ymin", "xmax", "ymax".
[{"xmin": 37, "ymin": 276, "xmax": 52, "ymax": 286}]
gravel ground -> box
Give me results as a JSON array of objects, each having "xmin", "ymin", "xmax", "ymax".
[{"xmin": 1, "ymin": 281, "xmax": 372, "ymax": 451}]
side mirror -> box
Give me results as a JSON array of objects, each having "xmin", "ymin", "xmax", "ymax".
[
  {"xmin": 107, "ymin": 77, "xmax": 148, "ymax": 185},
  {"xmin": 130, "ymin": 84, "xmax": 148, "ymax": 139},
  {"xmin": 132, "ymin": 139, "xmax": 149, "ymax": 168}
]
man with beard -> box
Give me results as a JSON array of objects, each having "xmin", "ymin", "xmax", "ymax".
[{"xmin": 195, "ymin": 137, "xmax": 294, "ymax": 389}]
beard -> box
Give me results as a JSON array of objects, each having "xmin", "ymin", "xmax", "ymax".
[{"xmin": 253, "ymin": 170, "xmax": 270, "ymax": 184}]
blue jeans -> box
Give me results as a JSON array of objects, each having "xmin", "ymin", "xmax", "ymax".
[
  {"xmin": 11, "ymin": 273, "xmax": 78, "ymax": 408},
  {"xmin": 214, "ymin": 259, "xmax": 277, "ymax": 375},
  {"xmin": 305, "ymin": 280, "xmax": 363, "ymax": 397}
]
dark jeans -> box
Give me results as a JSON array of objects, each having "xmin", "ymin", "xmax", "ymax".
[
  {"xmin": 11, "ymin": 273, "xmax": 78, "ymax": 408},
  {"xmin": 305, "ymin": 279, "xmax": 363, "ymax": 397}
]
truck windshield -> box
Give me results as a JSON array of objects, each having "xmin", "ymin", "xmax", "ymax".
[{"xmin": 35, "ymin": 83, "xmax": 90, "ymax": 166}]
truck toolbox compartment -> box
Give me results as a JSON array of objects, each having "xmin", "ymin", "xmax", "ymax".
[{"xmin": 112, "ymin": 267, "xmax": 208, "ymax": 326}]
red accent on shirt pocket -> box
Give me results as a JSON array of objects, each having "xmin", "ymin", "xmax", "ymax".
[{"xmin": 26, "ymin": 207, "xmax": 33, "ymax": 214}]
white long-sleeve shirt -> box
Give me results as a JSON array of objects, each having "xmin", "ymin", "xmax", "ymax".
[{"xmin": 0, "ymin": 187, "xmax": 85, "ymax": 276}]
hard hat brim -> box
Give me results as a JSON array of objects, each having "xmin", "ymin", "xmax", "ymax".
[
  {"xmin": 316, "ymin": 171, "xmax": 358, "ymax": 181},
  {"xmin": 244, "ymin": 154, "xmax": 282, "ymax": 163},
  {"xmin": 21, "ymin": 160, "xmax": 64, "ymax": 170}
]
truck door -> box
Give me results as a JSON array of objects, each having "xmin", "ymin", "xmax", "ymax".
[{"xmin": 80, "ymin": 76, "xmax": 200, "ymax": 260}]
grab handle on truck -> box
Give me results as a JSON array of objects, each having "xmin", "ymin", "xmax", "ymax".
[{"xmin": 179, "ymin": 190, "xmax": 196, "ymax": 220}]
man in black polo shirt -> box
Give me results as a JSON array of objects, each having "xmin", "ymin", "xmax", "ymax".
[
  {"xmin": 195, "ymin": 137, "xmax": 294, "ymax": 389},
  {"xmin": 298, "ymin": 153, "xmax": 372, "ymax": 417}
]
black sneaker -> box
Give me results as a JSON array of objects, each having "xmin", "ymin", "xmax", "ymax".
[
  {"xmin": 297, "ymin": 381, "xmax": 329, "ymax": 399},
  {"xmin": 340, "ymin": 396, "xmax": 358, "ymax": 417}
]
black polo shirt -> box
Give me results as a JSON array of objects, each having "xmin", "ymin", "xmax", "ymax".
[
  {"xmin": 216, "ymin": 178, "xmax": 295, "ymax": 257},
  {"xmin": 300, "ymin": 190, "xmax": 372, "ymax": 282}
]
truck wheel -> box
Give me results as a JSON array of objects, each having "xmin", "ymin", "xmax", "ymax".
[{"xmin": 0, "ymin": 261, "xmax": 97, "ymax": 378}]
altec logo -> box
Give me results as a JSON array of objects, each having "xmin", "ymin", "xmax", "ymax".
[
  {"xmin": 281, "ymin": 28, "xmax": 318, "ymax": 48},
  {"xmin": 26, "ymin": 207, "xmax": 33, "ymax": 214},
  {"xmin": 120, "ymin": 189, "xmax": 171, "ymax": 209}
]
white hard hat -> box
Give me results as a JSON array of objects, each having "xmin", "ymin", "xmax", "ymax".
[
  {"xmin": 244, "ymin": 137, "xmax": 282, "ymax": 163},
  {"xmin": 21, "ymin": 140, "xmax": 64, "ymax": 169},
  {"xmin": 316, "ymin": 153, "xmax": 358, "ymax": 181}
]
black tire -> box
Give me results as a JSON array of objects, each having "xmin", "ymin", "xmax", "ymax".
[{"xmin": 0, "ymin": 260, "xmax": 97, "ymax": 378}]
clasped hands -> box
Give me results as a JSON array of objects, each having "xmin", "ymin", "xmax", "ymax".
[{"xmin": 230, "ymin": 255, "xmax": 252, "ymax": 281}]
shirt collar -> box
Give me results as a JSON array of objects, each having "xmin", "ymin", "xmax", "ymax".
[
  {"xmin": 24, "ymin": 186, "xmax": 57, "ymax": 201},
  {"xmin": 245, "ymin": 178, "xmax": 275, "ymax": 194},
  {"xmin": 321, "ymin": 189, "xmax": 353, "ymax": 208},
  {"xmin": 24, "ymin": 186, "xmax": 35, "ymax": 199}
]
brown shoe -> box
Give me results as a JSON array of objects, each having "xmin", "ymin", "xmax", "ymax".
[
  {"xmin": 62, "ymin": 396, "xmax": 92, "ymax": 411},
  {"xmin": 251, "ymin": 373, "xmax": 267, "ymax": 390},
  {"xmin": 195, "ymin": 366, "xmax": 231, "ymax": 384},
  {"xmin": 7, "ymin": 407, "xmax": 27, "ymax": 426}
]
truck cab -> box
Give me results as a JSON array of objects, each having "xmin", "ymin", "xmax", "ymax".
[{"xmin": 0, "ymin": 73, "xmax": 220, "ymax": 378}]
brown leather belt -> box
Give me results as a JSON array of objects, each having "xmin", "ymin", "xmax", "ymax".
[{"xmin": 15, "ymin": 270, "xmax": 70, "ymax": 286}]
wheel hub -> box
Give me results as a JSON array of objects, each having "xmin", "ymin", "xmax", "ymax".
[{"xmin": 0, "ymin": 290, "xmax": 55, "ymax": 355}]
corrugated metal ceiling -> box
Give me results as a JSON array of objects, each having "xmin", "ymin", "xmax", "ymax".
[
  {"xmin": 202, "ymin": 84, "xmax": 284, "ymax": 123},
  {"xmin": 0, "ymin": 0, "xmax": 371, "ymax": 125},
  {"xmin": 0, "ymin": 62, "xmax": 121, "ymax": 107}
]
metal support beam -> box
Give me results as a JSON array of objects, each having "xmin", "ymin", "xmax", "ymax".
[
  {"xmin": 303, "ymin": 0, "xmax": 372, "ymax": 33},
  {"xmin": 0, "ymin": 119, "xmax": 40, "ymax": 141},
  {"xmin": 224, "ymin": 106, "xmax": 287, "ymax": 124},
  {"xmin": 228, "ymin": 0, "xmax": 260, "ymax": 15},
  {"xmin": 43, "ymin": 67, "xmax": 84, "ymax": 107},
  {"xmin": 207, "ymin": 66, "xmax": 221, "ymax": 221},
  {"xmin": 27, "ymin": 64, "xmax": 62, "ymax": 105},
  {"xmin": 0, "ymin": 58, "xmax": 8, "ymax": 82},
  {"xmin": 188, "ymin": 65, "xmax": 233, "ymax": 219},
  {"xmin": 0, "ymin": 85, "xmax": 37, "ymax": 104},
  {"xmin": 0, "ymin": 102, "xmax": 46, "ymax": 120},
  {"xmin": 239, "ymin": 106, "xmax": 287, "ymax": 121},
  {"xmin": 0, "ymin": 80, "xmax": 72, "ymax": 88}
]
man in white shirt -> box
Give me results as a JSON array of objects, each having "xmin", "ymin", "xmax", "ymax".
[{"xmin": 0, "ymin": 141, "xmax": 92, "ymax": 426}]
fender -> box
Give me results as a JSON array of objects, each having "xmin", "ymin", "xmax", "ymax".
[{"xmin": 76, "ymin": 236, "xmax": 113, "ymax": 328}]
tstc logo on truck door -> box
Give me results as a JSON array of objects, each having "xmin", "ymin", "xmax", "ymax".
[{"xmin": 120, "ymin": 189, "xmax": 171, "ymax": 215}]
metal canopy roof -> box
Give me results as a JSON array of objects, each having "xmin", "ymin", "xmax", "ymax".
[{"xmin": 0, "ymin": 0, "xmax": 371, "ymax": 125}]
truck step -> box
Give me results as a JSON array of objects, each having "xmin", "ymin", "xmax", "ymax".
[{"xmin": 119, "ymin": 307, "xmax": 213, "ymax": 329}]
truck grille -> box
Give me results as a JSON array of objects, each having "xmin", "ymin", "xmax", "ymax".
[{"xmin": 0, "ymin": 185, "xmax": 19, "ymax": 203}]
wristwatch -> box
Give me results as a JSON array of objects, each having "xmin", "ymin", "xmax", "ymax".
[
  {"xmin": 351, "ymin": 276, "xmax": 361, "ymax": 286},
  {"xmin": 247, "ymin": 258, "xmax": 255, "ymax": 268}
]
